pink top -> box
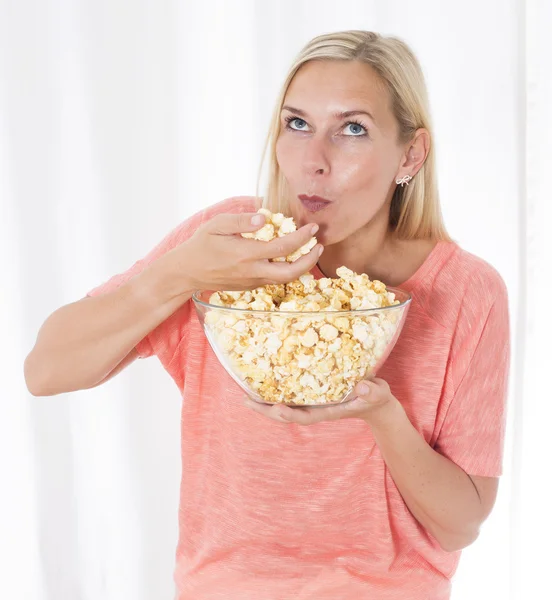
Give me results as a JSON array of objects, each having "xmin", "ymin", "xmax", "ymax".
[{"xmin": 88, "ymin": 196, "xmax": 510, "ymax": 600}]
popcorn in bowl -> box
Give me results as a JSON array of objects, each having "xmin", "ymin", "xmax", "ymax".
[{"xmin": 193, "ymin": 267, "xmax": 411, "ymax": 407}]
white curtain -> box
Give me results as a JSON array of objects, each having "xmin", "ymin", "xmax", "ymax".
[{"xmin": 1, "ymin": 1, "xmax": 549, "ymax": 598}]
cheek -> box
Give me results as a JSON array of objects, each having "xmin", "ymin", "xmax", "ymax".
[
  {"xmin": 334, "ymin": 152, "xmax": 380, "ymax": 193},
  {"xmin": 275, "ymin": 136, "xmax": 298, "ymax": 177},
  {"xmin": 336, "ymin": 141, "xmax": 398, "ymax": 196}
]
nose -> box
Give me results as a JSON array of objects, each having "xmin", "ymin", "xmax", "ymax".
[{"xmin": 302, "ymin": 136, "xmax": 331, "ymax": 178}]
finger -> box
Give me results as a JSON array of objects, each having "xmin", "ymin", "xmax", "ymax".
[
  {"xmin": 244, "ymin": 395, "xmax": 324, "ymax": 424},
  {"xmin": 285, "ymin": 406, "xmax": 338, "ymax": 425},
  {"xmin": 352, "ymin": 379, "xmax": 374, "ymax": 398},
  {"xmin": 278, "ymin": 401, "xmax": 356, "ymax": 425},
  {"xmin": 354, "ymin": 377, "xmax": 389, "ymax": 398},
  {"xmin": 263, "ymin": 403, "xmax": 320, "ymax": 425},
  {"xmin": 260, "ymin": 244, "xmax": 324, "ymax": 284},
  {"xmin": 207, "ymin": 212, "xmax": 266, "ymax": 236},
  {"xmin": 243, "ymin": 397, "xmax": 290, "ymax": 423},
  {"xmin": 352, "ymin": 380, "xmax": 391, "ymax": 409},
  {"xmin": 258, "ymin": 223, "xmax": 319, "ymax": 260}
]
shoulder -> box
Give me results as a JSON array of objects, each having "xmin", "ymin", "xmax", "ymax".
[
  {"xmin": 438, "ymin": 245, "xmax": 507, "ymax": 297},
  {"xmin": 442, "ymin": 247, "xmax": 511, "ymax": 391},
  {"xmin": 446, "ymin": 245, "xmax": 509, "ymax": 310},
  {"xmin": 419, "ymin": 242, "xmax": 509, "ymax": 331}
]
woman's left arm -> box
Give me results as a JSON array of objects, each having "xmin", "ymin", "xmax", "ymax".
[{"xmin": 364, "ymin": 388, "xmax": 498, "ymax": 553}]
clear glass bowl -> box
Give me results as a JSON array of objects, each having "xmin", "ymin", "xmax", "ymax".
[{"xmin": 192, "ymin": 287, "xmax": 411, "ymax": 407}]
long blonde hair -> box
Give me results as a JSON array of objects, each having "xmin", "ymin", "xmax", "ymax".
[{"xmin": 256, "ymin": 30, "xmax": 451, "ymax": 241}]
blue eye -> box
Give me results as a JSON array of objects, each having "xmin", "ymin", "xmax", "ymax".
[
  {"xmin": 344, "ymin": 122, "xmax": 366, "ymax": 136},
  {"xmin": 285, "ymin": 117, "xmax": 308, "ymax": 131},
  {"xmin": 283, "ymin": 115, "xmax": 368, "ymax": 137}
]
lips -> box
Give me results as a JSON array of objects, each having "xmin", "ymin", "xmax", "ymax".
[{"xmin": 298, "ymin": 194, "xmax": 332, "ymax": 213}]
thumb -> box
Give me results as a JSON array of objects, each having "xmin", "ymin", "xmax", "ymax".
[
  {"xmin": 355, "ymin": 380, "xmax": 372, "ymax": 398},
  {"xmin": 208, "ymin": 212, "xmax": 266, "ymax": 236}
]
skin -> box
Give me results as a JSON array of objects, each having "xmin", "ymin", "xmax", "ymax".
[
  {"xmin": 276, "ymin": 59, "xmax": 436, "ymax": 287},
  {"xmin": 244, "ymin": 59, "xmax": 499, "ymax": 553}
]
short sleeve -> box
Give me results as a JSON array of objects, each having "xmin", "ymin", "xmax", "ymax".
[
  {"xmin": 433, "ymin": 277, "xmax": 511, "ymax": 477},
  {"xmin": 86, "ymin": 195, "xmax": 257, "ymax": 364}
]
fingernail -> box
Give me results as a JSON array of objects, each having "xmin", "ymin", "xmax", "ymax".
[
  {"xmin": 311, "ymin": 224, "xmax": 319, "ymax": 235},
  {"xmin": 357, "ymin": 382, "xmax": 370, "ymax": 395},
  {"xmin": 251, "ymin": 215, "xmax": 264, "ymax": 226},
  {"xmin": 318, "ymin": 245, "xmax": 324, "ymax": 256}
]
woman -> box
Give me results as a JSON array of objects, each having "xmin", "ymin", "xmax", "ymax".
[{"xmin": 24, "ymin": 31, "xmax": 510, "ymax": 599}]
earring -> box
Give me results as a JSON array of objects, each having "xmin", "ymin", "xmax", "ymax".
[{"xmin": 395, "ymin": 174, "xmax": 413, "ymax": 187}]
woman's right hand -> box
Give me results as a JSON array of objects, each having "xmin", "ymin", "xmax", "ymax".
[{"xmin": 166, "ymin": 212, "xmax": 324, "ymax": 294}]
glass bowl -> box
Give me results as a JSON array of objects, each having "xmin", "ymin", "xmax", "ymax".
[{"xmin": 192, "ymin": 287, "xmax": 411, "ymax": 407}]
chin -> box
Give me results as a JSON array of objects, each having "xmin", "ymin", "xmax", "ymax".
[{"xmin": 314, "ymin": 226, "xmax": 347, "ymax": 247}]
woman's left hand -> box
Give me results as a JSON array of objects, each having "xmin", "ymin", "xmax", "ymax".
[{"xmin": 242, "ymin": 376, "xmax": 396, "ymax": 425}]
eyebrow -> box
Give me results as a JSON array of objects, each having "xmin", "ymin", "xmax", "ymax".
[{"xmin": 281, "ymin": 105, "xmax": 376, "ymax": 124}]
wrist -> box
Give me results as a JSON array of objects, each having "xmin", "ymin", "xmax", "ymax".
[
  {"xmin": 131, "ymin": 251, "xmax": 195, "ymax": 315},
  {"xmin": 155, "ymin": 243, "xmax": 199, "ymax": 300},
  {"xmin": 363, "ymin": 395, "xmax": 406, "ymax": 432}
]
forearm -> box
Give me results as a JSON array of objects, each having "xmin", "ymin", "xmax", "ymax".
[
  {"xmin": 24, "ymin": 252, "xmax": 193, "ymax": 395},
  {"xmin": 366, "ymin": 398, "xmax": 483, "ymax": 552}
]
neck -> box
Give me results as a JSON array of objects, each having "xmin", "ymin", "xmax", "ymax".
[
  {"xmin": 318, "ymin": 198, "xmax": 391, "ymax": 277},
  {"xmin": 319, "ymin": 225, "xmax": 400, "ymax": 284},
  {"xmin": 317, "ymin": 214, "xmax": 437, "ymax": 288}
]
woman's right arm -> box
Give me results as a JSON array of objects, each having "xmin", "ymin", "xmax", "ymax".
[
  {"xmin": 23, "ymin": 253, "xmax": 195, "ymax": 397},
  {"xmin": 24, "ymin": 211, "xmax": 322, "ymax": 397}
]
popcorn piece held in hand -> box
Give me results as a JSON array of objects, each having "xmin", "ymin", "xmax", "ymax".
[{"xmin": 241, "ymin": 208, "xmax": 316, "ymax": 262}]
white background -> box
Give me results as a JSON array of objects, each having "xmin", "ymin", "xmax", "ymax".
[{"xmin": 1, "ymin": 1, "xmax": 550, "ymax": 599}]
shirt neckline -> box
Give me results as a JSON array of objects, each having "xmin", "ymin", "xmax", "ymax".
[{"xmin": 311, "ymin": 240, "xmax": 458, "ymax": 292}]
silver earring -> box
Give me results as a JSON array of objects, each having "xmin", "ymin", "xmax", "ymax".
[{"xmin": 395, "ymin": 174, "xmax": 413, "ymax": 187}]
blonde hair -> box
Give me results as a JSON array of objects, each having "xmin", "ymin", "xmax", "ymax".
[{"xmin": 255, "ymin": 30, "xmax": 452, "ymax": 242}]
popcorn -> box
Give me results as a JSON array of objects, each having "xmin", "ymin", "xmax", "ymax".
[
  {"xmin": 248, "ymin": 223, "xmax": 275, "ymax": 242},
  {"xmin": 204, "ymin": 268, "xmax": 402, "ymax": 406},
  {"xmin": 241, "ymin": 208, "xmax": 317, "ymax": 262},
  {"xmin": 203, "ymin": 210, "xmax": 404, "ymax": 406},
  {"xmin": 300, "ymin": 328, "xmax": 319, "ymax": 348},
  {"xmin": 319, "ymin": 323, "xmax": 339, "ymax": 341}
]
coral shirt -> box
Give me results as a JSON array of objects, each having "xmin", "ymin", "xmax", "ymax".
[{"xmin": 87, "ymin": 196, "xmax": 510, "ymax": 600}]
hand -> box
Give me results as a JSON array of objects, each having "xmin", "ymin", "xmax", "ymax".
[
  {"xmin": 167, "ymin": 212, "xmax": 323, "ymax": 294},
  {"xmin": 243, "ymin": 376, "xmax": 396, "ymax": 426}
]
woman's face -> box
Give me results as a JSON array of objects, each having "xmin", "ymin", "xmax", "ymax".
[{"xmin": 276, "ymin": 60, "xmax": 407, "ymax": 246}]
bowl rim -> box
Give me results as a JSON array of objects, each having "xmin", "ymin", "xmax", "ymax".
[{"xmin": 191, "ymin": 286, "xmax": 412, "ymax": 316}]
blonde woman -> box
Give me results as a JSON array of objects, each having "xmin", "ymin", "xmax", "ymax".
[{"xmin": 25, "ymin": 31, "xmax": 510, "ymax": 600}]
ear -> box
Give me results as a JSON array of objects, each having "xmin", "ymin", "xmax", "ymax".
[{"xmin": 395, "ymin": 128, "xmax": 430, "ymax": 181}]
